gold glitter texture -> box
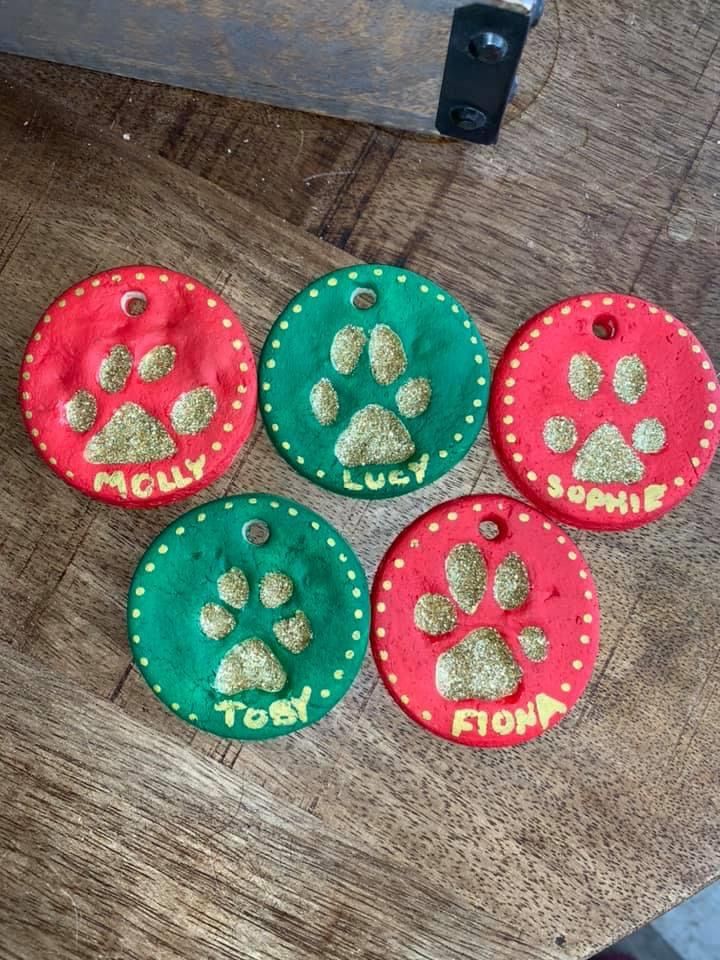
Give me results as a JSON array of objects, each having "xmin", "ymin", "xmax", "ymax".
[
  {"xmin": 493, "ymin": 553, "xmax": 530, "ymax": 610},
  {"xmin": 98, "ymin": 345, "xmax": 132, "ymax": 393},
  {"xmin": 334, "ymin": 404, "xmax": 415, "ymax": 467},
  {"xmin": 260, "ymin": 572, "xmax": 294, "ymax": 609},
  {"xmin": 138, "ymin": 345, "xmax": 176, "ymax": 382},
  {"xmin": 369, "ymin": 324, "xmax": 407, "ymax": 386},
  {"xmin": 310, "ymin": 378, "xmax": 339, "ymax": 426},
  {"xmin": 518, "ymin": 626, "xmax": 548, "ymax": 662},
  {"xmin": 445, "ymin": 542, "xmax": 486, "ymax": 614},
  {"xmin": 613, "ymin": 355, "xmax": 647, "ymax": 404},
  {"xmin": 568, "ymin": 353, "xmax": 603, "ymax": 400},
  {"xmin": 331, "ymin": 325, "xmax": 366, "ymax": 375},
  {"xmin": 395, "ymin": 377, "xmax": 432, "ymax": 419},
  {"xmin": 543, "ymin": 416, "xmax": 577, "ymax": 453},
  {"xmin": 573, "ymin": 424, "xmax": 643, "ymax": 484},
  {"xmin": 65, "ymin": 390, "xmax": 97, "ymax": 433},
  {"xmin": 200, "ymin": 602, "xmax": 236, "ymax": 639},
  {"xmin": 632, "ymin": 417, "xmax": 666, "ymax": 454},
  {"xmin": 273, "ymin": 610, "xmax": 312, "ymax": 653},
  {"xmin": 435, "ymin": 628, "xmax": 522, "ymax": 701},
  {"xmin": 217, "ymin": 568, "xmax": 249, "ymax": 609},
  {"xmin": 170, "ymin": 386, "xmax": 217, "ymax": 435},
  {"xmin": 84, "ymin": 402, "xmax": 176, "ymax": 464},
  {"xmin": 214, "ymin": 638, "xmax": 287, "ymax": 694},
  {"xmin": 414, "ymin": 593, "xmax": 457, "ymax": 635}
]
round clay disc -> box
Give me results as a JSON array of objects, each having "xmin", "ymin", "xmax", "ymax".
[
  {"xmin": 129, "ymin": 493, "xmax": 369, "ymax": 739},
  {"xmin": 19, "ymin": 265, "xmax": 257, "ymax": 507},
  {"xmin": 371, "ymin": 494, "xmax": 599, "ymax": 748},
  {"xmin": 259, "ymin": 265, "xmax": 490, "ymax": 498},
  {"xmin": 489, "ymin": 292, "xmax": 720, "ymax": 530}
]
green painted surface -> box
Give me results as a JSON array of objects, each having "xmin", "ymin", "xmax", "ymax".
[
  {"xmin": 259, "ymin": 264, "xmax": 490, "ymax": 499},
  {"xmin": 128, "ymin": 494, "xmax": 369, "ymax": 739}
]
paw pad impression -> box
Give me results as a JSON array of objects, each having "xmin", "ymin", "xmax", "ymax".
[
  {"xmin": 489, "ymin": 293, "xmax": 719, "ymax": 530},
  {"xmin": 68, "ymin": 341, "xmax": 217, "ymax": 465},
  {"xmin": 313, "ymin": 322, "xmax": 429, "ymax": 467},
  {"xmin": 20, "ymin": 266, "xmax": 258, "ymax": 506},
  {"xmin": 128, "ymin": 494, "xmax": 369, "ymax": 740},
  {"xmin": 371, "ymin": 495, "xmax": 600, "ymax": 748},
  {"xmin": 200, "ymin": 567, "xmax": 313, "ymax": 694},
  {"xmin": 259, "ymin": 265, "xmax": 490, "ymax": 499},
  {"xmin": 414, "ymin": 545, "xmax": 546, "ymax": 702}
]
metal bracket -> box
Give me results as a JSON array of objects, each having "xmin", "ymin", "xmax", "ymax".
[{"xmin": 435, "ymin": 0, "xmax": 544, "ymax": 144}]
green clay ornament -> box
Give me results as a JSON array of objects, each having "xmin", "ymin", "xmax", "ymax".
[
  {"xmin": 259, "ymin": 265, "xmax": 490, "ymax": 498},
  {"xmin": 128, "ymin": 493, "xmax": 369, "ymax": 739}
]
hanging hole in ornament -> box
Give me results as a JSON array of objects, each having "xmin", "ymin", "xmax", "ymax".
[
  {"xmin": 243, "ymin": 519, "xmax": 270, "ymax": 546},
  {"xmin": 592, "ymin": 314, "xmax": 616, "ymax": 340},
  {"xmin": 351, "ymin": 287, "xmax": 377, "ymax": 310},
  {"xmin": 121, "ymin": 291, "xmax": 148, "ymax": 317},
  {"xmin": 479, "ymin": 518, "xmax": 504, "ymax": 541}
]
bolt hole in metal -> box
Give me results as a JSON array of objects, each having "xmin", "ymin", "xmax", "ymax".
[
  {"xmin": 120, "ymin": 290, "xmax": 148, "ymax": 317},
  {"xmin": 449, "ymin": 105, "xmax": 488, "ymax": 131},
  {"xmin": 243, "ymin": 520, "xmax": 270, "ymax": 546},
  {"xmin": 592, "ymin": 314, "xmax": 617, "ymax": 340},
  {"xmin": 351, "ymin": 287, "xmax": 377, "ymax": 310},
  {"xmin": 479, "ymin": 519, "xmax": 504, "ymax": 541},
  {"xmin": 468, "ymin": 31, "xmax": 509, "ymax": 63}
]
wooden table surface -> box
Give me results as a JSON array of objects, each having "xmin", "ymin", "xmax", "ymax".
[{"xmin": 1, "ymin": 2, "xmax": 719, "ymax": 957}]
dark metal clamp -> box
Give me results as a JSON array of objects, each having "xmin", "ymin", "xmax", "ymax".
[{"xmin": 435, "ymin": 0, "xmax": 544, "ymax": 144}]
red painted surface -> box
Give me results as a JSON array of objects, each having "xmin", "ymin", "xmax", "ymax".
[
  {"xmin": 489, "ymin": 292, "xmax": 719, "ymax": 530},
  {"xmin": 371, "ymin": 494, "xmax": 600, "ymax": 748},
  {"xmin": 19, "ymin": 265, "xmax": 257, "ymax": 507}
]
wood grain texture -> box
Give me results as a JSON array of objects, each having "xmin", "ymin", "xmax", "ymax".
[
  {"xmin": 0, "ymin": 0, "xmax": 552, "ymax": 133},
  {"xmin": 0, "ymin": 0, "xmax": 719, "ymax": 955}
]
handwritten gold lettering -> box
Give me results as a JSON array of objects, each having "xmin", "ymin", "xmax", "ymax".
[
  {"xmin": 243, "ymin": 707, "xmax": 268, "ymax": 730},
  {"xmin": 644, "ymin": 484, "xmax": 667, "ymax": 512},
  {"xmin": 364, "ymin": 471, "xmax": 386, "ymax": 491},
  {"xmin": 407, "ymin": 453, "xmax": 429, "ymax": 485},
  {"xmin": 491, "ymin": 709, "xmax": 515, "ymax": 736},
  {"xmin": 93, "ymin": 470, "xmax": 127, "ymax": 498},
  {"xmin": 514, "ymin": 702, "xmax": 538, "ymax": 736},
  {"xmin": 342, "ymin": 470, "xmax": 363, "ymax": 491},
  {"xmin": 289, "ymin": 686, "xmax": 312, "ymax": 723},
  {"xmin": 130, "ymin": 472, "xmax": 154, "ymax": 498},
  {"xmin": 535, "ymin": 693, "xmax": 567, "ymax": 730}
]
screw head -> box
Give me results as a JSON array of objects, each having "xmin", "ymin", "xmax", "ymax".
[
  {"xmin": 468, "ymin": 31, "xmax": 509, "ymax": 63},
  {"xmin": 449, "ymin": 105, "xmax": 488, "ymax": 132}
]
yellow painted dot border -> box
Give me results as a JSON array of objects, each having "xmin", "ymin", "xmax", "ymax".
[
  {"xmin": 258, "ymin": 264, "xmax": 490, "ymax": 496},
  {"xmin": 492, "ymin": 292, "xmax": 719, "ymax": 520},
  {"xmin": 18, "ymin": 265, "xmax": 257, "ymax": 502},
  {"xmin": 373, "ymin": 496, "xmax": 600, "ymax": 731},
  {"xmin": 128, "ymin": 493, "xmax": 369, "ymax": 732}
]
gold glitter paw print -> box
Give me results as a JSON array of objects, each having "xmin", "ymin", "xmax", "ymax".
[
  {"xmin": 543, "ymin": 353, "xmax": 666, "ymax": 484},
  {"xmin": 200, "ymin": 568, "xmax": 312, "ymax": 694},
  {"xmin": 414, "ymin": 543, "xmax": 546, "ymax": 701},
  {"xmin": 64, "ymin": 344, "xmax": 217, "ymax": 463},
  {"xmin": 310, "ymin": 323, "xmax": 432, "ymax": 467}
]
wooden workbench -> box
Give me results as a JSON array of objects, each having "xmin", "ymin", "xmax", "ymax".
[{"xmin": 0, "ymin": 2, "xmax": 718, "ymax": 957}]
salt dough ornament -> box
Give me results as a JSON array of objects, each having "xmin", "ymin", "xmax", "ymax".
[
  {"xmin": 129, "ymin": 493, "xmax": 369, "ymax": 739},
  {"xmin": 19, "ymin": 265, "xmax": 257, "ymax": 507},
  {"xmin": 489, "ymin": 292, "xmax": 720, "ymax": 531},
  {"xmin": 259, "ymin": 265, "xmax": 490, "ymax": 499},
  {"xmin": 371, "ymin": 494, "xmax": 599, "ymax": 748}
]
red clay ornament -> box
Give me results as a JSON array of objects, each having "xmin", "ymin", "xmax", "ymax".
[
  {"xmin": 489, "ymin": 292, "xmax": 719, "ymax": 531},
  {"xmin": 371, "ymin": 494, "xmax": 599, "ymax": 748},
  {"xmin": 19, "ymin": 265, "xmax": 257, "ymax": 507}
]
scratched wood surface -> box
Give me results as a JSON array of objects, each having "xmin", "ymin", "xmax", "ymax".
[
  {"xmin": 0, "ymin": 0, "xmax": 719, "ymax": 956},
  {"xmin": 0, "ymin": 0, "xmax": 553, "ymax": 133}
]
